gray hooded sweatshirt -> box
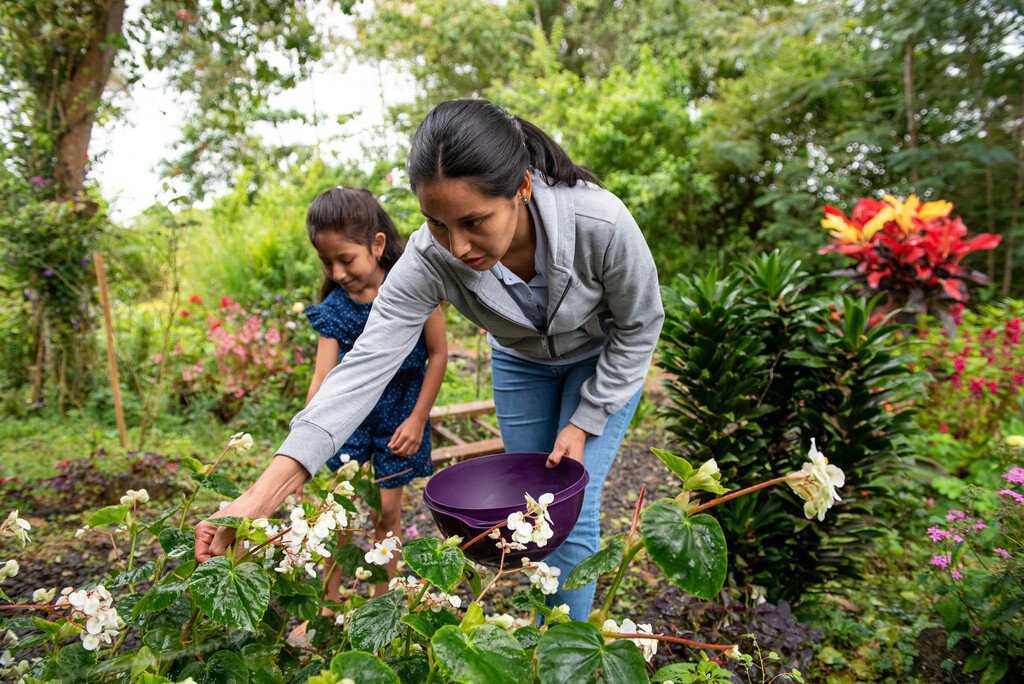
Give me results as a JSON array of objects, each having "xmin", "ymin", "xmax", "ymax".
[{"xmin": 277, "ymin": 172, "xmax": 664, "ymax": 475}]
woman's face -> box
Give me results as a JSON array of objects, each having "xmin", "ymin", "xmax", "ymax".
[{"xmin": 416, "ymin": 175, "xmax": 530, "ymax": 271}]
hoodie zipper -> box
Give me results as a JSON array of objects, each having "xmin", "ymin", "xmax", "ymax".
[{"xmin": 544, "ymin": 276, "xmax": 574, "ymax": 359}]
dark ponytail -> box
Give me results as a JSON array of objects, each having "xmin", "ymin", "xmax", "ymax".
[
  {"xmin": 408, "ymin": 99, "xmax": 601, "ymax": 198},
  {"xmin": 306, "ymin": 187, "xmax": 404, "ymax": 301}
]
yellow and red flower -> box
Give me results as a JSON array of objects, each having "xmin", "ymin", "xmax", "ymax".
[{"xmin": 819, "ymin": 194, "xmax": 1000, "ymax": 303}]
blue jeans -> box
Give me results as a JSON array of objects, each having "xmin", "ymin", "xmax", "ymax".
[{"xmin": 490, "ymin": 349, "xmax": 642, "ymax": 621}]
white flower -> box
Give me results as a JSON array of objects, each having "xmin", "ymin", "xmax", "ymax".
[
  {"xmin": 337, "ymin": 460, "xmax": 360, "ymax": 481},
  {"xmin": 0, "ymin": 559, "xmax": 19, "ymax": 581},
  {"xmin": 252, "ymin": 518, "xmax": 269, "ymax": 529},
  {"xmin": 530, "ymin": 519, "xmax": 554, "ymax": 547},
  {"xmin": 0, "ymin": 650, "xmax": 11, "ymax": 667},
  {"xmin": 1, "ymin": 511, "xmax": 31, "ymax": 545},
  {"xmin": 3, "ymin": 630, "xmax": 17, "ymax": 645},
  {"xmin": 32, "ymin": 588, "xmax": 56, "ymax": 604},
  {"xmin": 334, "ymin": 481, "xmax": 355, "ymax": 497},
  {"xmin": 553, "ymin": 604, "xmax": 570, "ymax": 616},
  {"xmin": 291, "ymin": 302, "xmax": 306, "ymax": 314},
  {"xmin": 74, "ymin": 526, "xmax": 89, "ymax": 539},
  {"xmin": 55, "ymin": 584, "xmax": 122, "ymax": 652},
  {"xmin": 507, "ymin": 511, "xmax": 534, "ymax": 545},
  {"xmin": 335, "ymin": 613, "xmax": 346, "ymax": 626},
  {"xmin": 447, "ymin": 594, "xmax": 462, "ymax": 609},
  {"xmin": 119, "ymin": 489, "xmax": 149, "ymax": 506},
  {"xmin": 355, "ymin": 566, "xmax": 372, "ymax": 581},
  {"xmin": 341, "ymin": 678, "xmax": 356, "ymax": 684},
  {"xmin": 524, "ymin": 492, "xmax": 554, "ymax": 524},
  {"xmin": 1005, "ymin": 434, "xmax": 1024, "ymax": 448},
  {"xmin": 365, "ymin": 544, "xmax": 394, "ymax": 566},
  {"xmin": 227, "ymin": 432, "xmax": 254, "ymax": 452},
  {"xmin": 786, "ymin": 439, "xmax": 845, "ymax": 521},
  {"xmin": 524, "ymin": 560, "xmax": 560, "ymax": 595},
  {"xmin": 725, "ymin": 645, "xmax": 743, "ymax": 660},
  {"xmin": 285, "ymin": 321, "xmax": 297, "ymax": 330}
]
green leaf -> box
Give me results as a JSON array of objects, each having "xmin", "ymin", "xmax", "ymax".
[
  {"xmin": 401, "ymin": 609, "xmax": 459, "ymax": 639},
  {"xmin": 131, "ymin": 646, "xmax": 158, "ymax": 678},
  {"xmin": 463, "ymin": 563, "xmax": 483, "ymax": 597},
  {"xmin": 87, "ymin": 504, "xmax": 129, "ymax": 527},
  {"xmin": 158, "ymin": 528, "xmax": 195, "ymax": 559},
  {"xmin": 641, "ymin": 500, "xmax": 727, "ymax": 600},
  {"xmin": 354, "ymin": 478, "xmax": 382, "ymax": 514},
  {"xmin": 651, "ymin": 448, "xmax": 694, "ymax": 482},
  {"xmin": 208, "ymin": 516, "xmax": 244, "ymax": 528},
  {"xmin": 513, "ymin": 625, "xmax": 541, "ymax": 650},
  {"xmin": 348, "ymin": 591, "xmax": 407, "ymax": 652},
  {"xmin": 199, "ymin": 473, "xmax": 242, "ymax": 498},
  {"xmin": 391, "ymin": 655, "xmax": 430, "ymax": 684},
  {"xmin": 403, "ymin": 537, "xmax": 465, "ymax": 592},
  {"xmin": 935, "ymin": 594, "xmax": 963, "ymax": 632},
  {"xmin": 963, "ymin": 654, "xmax": 989, "ymax": 675},
  {"xmin": 329, "ymin": 651, "xmax": 400, "ymax": 684},
  {"xmin": 537, "ymin": 622, "xmax": 649, "ymax": 684},
  {"xmin": 431, "ymin": 624, "xmax": 532, "ymax": 684},
  {"xmin": 564, "ymin": 535, "xmax": 625, "ymax": 590},
  {"xmin": 459, "ymin": 602, "xmax": 484, "ymax": 633},
  {"xmin": 980, "ymin": 656, "xmax": 1009, "ymax": 684},
  {"xmin": 133, "ymin": 560, "xmax": 195, "ymax": 616},
  {"xmin": 188, "ymin": 558, "xmax": 270, "ymax": 631},
  {"xmin": 205, "ymin": 650, "xmax": 250, "ymax": 684},
  {"xmin": 275, "ymin": 574, "xmax": 322, "ymax": 621},
  {"xmin": 55, "ymin": 642, "xmax": 96, "ymax": 678}
]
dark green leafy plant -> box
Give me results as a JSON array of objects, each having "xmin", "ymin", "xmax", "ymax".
[{"xmin": 658, "ymin": 250, "xmax": 923, "ymax": 600}]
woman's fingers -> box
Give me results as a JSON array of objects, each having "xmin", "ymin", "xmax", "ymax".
[{"xmin": 194, "ymin": 521, "xmax": 217, "ymax": 563}]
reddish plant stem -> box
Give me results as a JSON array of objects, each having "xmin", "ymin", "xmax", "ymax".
[
  {"xmin": 690, "ymin": 475, "xmax": 793, "ymax": 514},
  {"xmin": 628, "ymin": 485, "xmax": 646, "ymax": 538},
  {"xmin": 608, "ymin": 630, "xmax": 736, "ymax": 652},
  {"xmin": 0, "ymin": 603, "xmax": 64, "ymax": 618},
  {"xmin": 460, "ymin": 521, "xmax": 504, "ymax": 551}
]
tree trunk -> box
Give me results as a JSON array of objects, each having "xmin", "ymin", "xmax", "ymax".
[
  {"xmin": 903, "ymin": 38, "xmax": 919, "ymax": 186},
  {"xmin": 53, "ymin": 0, "xmax": 126, "ymax": 197}
]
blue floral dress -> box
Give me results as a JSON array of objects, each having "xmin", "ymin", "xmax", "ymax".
[{"xmin": 306, "ymin": 287, "xmax": 433, "ymax": 488}]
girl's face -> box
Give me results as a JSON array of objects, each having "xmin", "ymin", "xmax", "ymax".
[
  {"xmin": 315, "ymin": 230, "xmax": 386, "ymax": 294},
  {"xmin": 416, "ymin": 175, "xmax": 531, "ymax": 271}
]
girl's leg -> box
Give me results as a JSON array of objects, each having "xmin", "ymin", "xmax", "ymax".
[
  {"xmin": 371, "ymin": 486, "xmax": 404, "ymax": 596},
  {"xmin": 323, "ymin": 529, "xmax": 351, "ymax": 604},
  {"xmin": 543, "ymin": 362, "xmax": 642, "ymax": 621},
  {"xmin": 491, "ymin": 350, "xmax": 562, "ymax": 452}
]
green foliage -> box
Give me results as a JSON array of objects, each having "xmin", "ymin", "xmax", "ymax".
[
  {"xmin": 536, "ymin": 622, "xmax": 649, "ymax": 684},
  {"xmin": 402, "ymin": 537, "xmax": 466, "ymax": 593},
  {"xmin": 658, "ymin": 250, "xmax": 923, "ymax": 600},
  {"xmin": 431, "ymin": 624, "xmax": 532, "ymax": 684},
  {"xmin": 348, "ymin": 591, "xmax": 408, "ymax": 652},
  {"xmin": 563, "ymin": 534, "xmax": 625, "ymax": 591},
  {"xmin": 187, "ymin": 557, "xmax": 271, "ymax": 632},
  {"xmin": 641, "ymin": 502, "xmax": 728, "ymax": 600}
]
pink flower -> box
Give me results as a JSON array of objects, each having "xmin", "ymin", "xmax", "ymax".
[
  {"xmin": 938, "ymin": 423, "xmax": 949, "ymax": 433},
  {"xmin": 952, "ymin": 534, "xmax": 964, "ymax": 543},
  {"xmin": 995, "ymin": 547, "xmax": 1011, "ymax": 559},
  {"xmin": 1004, "ymin": 467, "xmax": 1024, "ymax": 486},
  {"xmin": 953, "ymin": 356, "xmax": 966, "ymax": 373},
  {"xmin": 946, "ymin": 509, "xmax": 967, "ymax": 522},
  {"xmin": 987, "ymin": 380, "xmax": 999, "ymax": 393},
  {"xmin": 997, "ymin": 489, "xmax": 1024, "ymax": 504},
  {"xmin": 930, "ymin": 554, "xmax": 951, "ymax": 570},
  {"xmin": 927, "ymin": 526, "xmax": 950, "ymax": 542},
  {"xmin": 29, "ymin": 175, "xmax": 51, "ymax": 186},
  {"xmin": 973, "ymin": 520, "xmax": 987, "ymax": 531},
  {"xmin": 950, "ymin": 568, "xmax": 963, "ymax": 581},
  {"xmin": 189, "ymin": 294, "xmax": 203, "ymax": 304},
  {"xmin": 950, "ymin": 304, "xmax": 965, "ymax": 326},
  {"xmin": 1006, "ymin": 318, "xmax": 1022, "ymax": 345},
  {"xmin": 969, "ymin": 378, "xmax": 985, "ymax": 398}
]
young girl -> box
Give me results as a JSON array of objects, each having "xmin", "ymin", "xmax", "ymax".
[{"xmin": 302, "ymin": 187, "xmax": 447, "ymax": 597}]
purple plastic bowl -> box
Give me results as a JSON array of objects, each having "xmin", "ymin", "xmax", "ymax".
[{"xmin": 424, "ymin": 452, "xmax": 589, "ymax": 566}]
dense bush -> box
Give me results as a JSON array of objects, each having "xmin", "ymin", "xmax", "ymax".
[{"xmin": 657, "ymin": 250, "xmax": 923, "ymax": 601}]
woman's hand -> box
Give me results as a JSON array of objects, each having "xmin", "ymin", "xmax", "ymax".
[
  {"xmin": 547, "ymin": 423, "xmax": 588, "ymax": 468},
  {"xmin": 388, "ymin": 415, "xmax": 426, "ymax": 457},
  {"xmin": 194, "ymin": 455, "xmax": 308, "ymax": 563}
]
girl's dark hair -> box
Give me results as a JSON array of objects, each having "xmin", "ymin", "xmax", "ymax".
[
  {"xmin": 307, "ymin": 186, "xmax": 404, "ymax": 301},
  {"xmin": 408, "ymin": 99, "xmax": 601, "ymax": 197}
]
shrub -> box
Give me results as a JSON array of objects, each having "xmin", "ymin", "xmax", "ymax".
[{"xmin": 658, "ymin": 250, "xmax": 923, "ymax": 601}]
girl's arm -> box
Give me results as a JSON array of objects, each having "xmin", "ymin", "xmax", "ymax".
[
  {"xmin": 306, "ymin": 337, "xmax": 341, "ymax": 405},
  {"xmin": 387, "ymin": 306, "xmax": 448, "ymax": 456}
]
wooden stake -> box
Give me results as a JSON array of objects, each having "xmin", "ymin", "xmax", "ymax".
[{"xmin": 93, "ymin": 251, "xmax": 128, "ymax": 448}]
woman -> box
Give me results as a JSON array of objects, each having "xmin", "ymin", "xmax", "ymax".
[{"xmin": 194, "ymin": 99, "xmax": 664, "ymax": 620}]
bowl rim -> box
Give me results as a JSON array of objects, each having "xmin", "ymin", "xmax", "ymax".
[{"xmin": 423, "ymin": 451, "xmax": 588, "ymax": 513}]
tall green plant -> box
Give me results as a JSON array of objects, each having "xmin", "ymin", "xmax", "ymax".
[{"xmin": 658, "ymin": 251, "xmax": 923, "ymax": 600}]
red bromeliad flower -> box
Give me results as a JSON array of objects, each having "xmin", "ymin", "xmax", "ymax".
[{"xmin": 820, "ymin": 195, "xmax": 1000, "ymax": 307}]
